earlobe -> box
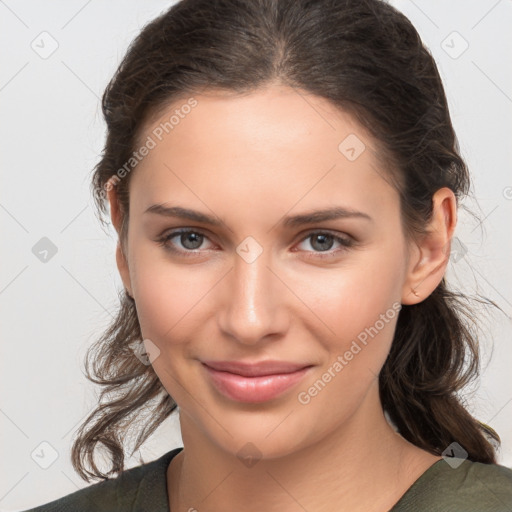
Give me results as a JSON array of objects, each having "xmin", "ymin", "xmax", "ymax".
[{"xmin": 401, "ymin": 187, "xmax": 457, "ymax": 305}]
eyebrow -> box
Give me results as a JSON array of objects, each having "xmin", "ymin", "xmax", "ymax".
[{"xmin": 144, "ymin": 204, "xmax": 372, "ymax": 228}]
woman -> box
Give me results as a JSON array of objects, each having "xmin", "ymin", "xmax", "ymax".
[{"xmin": 24, "ymin": 0, "xmax": 512, "ymax": 510}]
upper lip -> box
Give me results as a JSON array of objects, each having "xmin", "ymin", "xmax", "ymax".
[{"xmin": 202, "ymin": 360, "xmax": 311, "ymax": 377}]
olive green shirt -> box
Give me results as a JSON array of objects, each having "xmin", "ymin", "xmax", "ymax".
[{"xmin": 22, "ymin": 447, "xmax": 512, "ymax": 511}]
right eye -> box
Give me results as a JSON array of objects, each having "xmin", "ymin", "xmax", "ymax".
[{"xmin": 157, "ymin": 229, "xmax": 216, "ymax": 256}]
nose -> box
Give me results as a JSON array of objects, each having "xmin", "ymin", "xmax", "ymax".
[{"xmin": 217, "ymin": 247, "xmax": 289, "ymax": 346}]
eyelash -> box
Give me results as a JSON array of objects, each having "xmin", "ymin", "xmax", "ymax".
[{"xmin": 156, "ymin": 228, "xmax": 355, "ymax": 260}]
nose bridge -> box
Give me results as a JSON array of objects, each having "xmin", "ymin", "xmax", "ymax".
[{"xmin": 217, "ymin": 243, "xmax": 287, "ymax": 344}]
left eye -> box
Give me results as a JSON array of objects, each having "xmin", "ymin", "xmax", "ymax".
[{"xmin": 157, "ymin": 229, "xmax": 354, "ymax": 258}]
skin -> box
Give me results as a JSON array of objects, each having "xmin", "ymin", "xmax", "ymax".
[{"xmin": 108, "ymin": 84, "xmax": 456, "ymax": 512}]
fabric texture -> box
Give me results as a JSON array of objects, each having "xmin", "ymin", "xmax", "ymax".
[
  {"xmin": 390, "ymin": 457, "xmax": 512, "ymax": 511},
  {"xmin": 21, "ymin": 448, "xmax": 512, "ymax": 511},
  {"xmin": 21, "ymin": 448, "xmax": 182, "ymax": 512}
]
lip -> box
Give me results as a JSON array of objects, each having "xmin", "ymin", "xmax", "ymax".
[
  {"xmin": 202, "ymin": 360, "xmax": 310, "ymax": 377},
  {"xmin": 201, "ymin": 360, "xmax": 313, "ymax": 403}
]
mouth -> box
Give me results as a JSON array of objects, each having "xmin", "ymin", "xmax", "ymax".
[{"xmin": 201, "ymin": 360, "xmax": 313, "ymax": 403}]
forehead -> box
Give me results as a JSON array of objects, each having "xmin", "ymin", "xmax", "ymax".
[
  {"xmin": 128, "ymin": 85, "xmax": 398, "ymax": 224},
  {"xmin": 141, "ymin": 85, "xmax": 369, "ymax": 157}
]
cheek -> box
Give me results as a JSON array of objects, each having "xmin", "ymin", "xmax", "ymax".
[
  {"xmin": 129, "ymin": 247, "xmax": 213, "ymax": 343},
  {"xmin": 290, "ymin": 243, "xmax": 405, "ymax": 413},
  {"xmin": 292, "ymin": 245, "xmax": 405, "ymax": 346},
  {"xmin": 296, "ymin": 279, "xmax": 401, "ymax": 429}
]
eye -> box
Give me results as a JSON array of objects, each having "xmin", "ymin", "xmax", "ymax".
[
  {"xmin": 157, "ymin": 229, "xmax": 215, "ymax": 256},
  {"xmin": 294, "ymin": 231, "xmax": 354, "ymax": 259}
]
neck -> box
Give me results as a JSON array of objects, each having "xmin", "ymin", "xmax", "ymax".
[{"xmin": 167, "ymin": 385, "xmax": 441, "ymax": 512}]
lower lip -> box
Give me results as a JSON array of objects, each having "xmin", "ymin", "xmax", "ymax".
[{"xmin": 202, "ymin": 364, "xmax": 312, "ymax": 403}]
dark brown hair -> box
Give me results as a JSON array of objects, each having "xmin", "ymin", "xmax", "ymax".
[{"xmin": 73, "ymin": 0, "xmax": 501, "ymax": 482}]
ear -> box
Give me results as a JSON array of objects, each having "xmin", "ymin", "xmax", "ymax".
[
  {"xmin": 401, "ymin": 187, "xmax": 457, "ymax": 305},
  {"xmin": 107, "ymin": 182, "xmax": 133, "ymax": 298}
]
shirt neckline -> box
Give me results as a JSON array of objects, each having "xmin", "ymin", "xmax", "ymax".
[
  {"xmin": 151, "ymin": 448, "xmax": 450, "ymax": 512},
  {"xmin": 388, "ymin": 458, "xmax": 453, "ymax": 510},
  {"xmin": 132, "ymin": 447, "xmax": 184, "ymax": 512}
]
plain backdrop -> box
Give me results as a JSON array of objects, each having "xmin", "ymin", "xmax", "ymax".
[{"xmin": 1, "ymin": 1, "xmax": 511, "ymax": 510}]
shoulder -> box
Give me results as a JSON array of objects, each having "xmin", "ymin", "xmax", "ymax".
[
  {"xmin": 20, "ymin": 448, "xmax": 182, "ymax": 512},
  {"xmin": 392, "ymin": 458, "xmax": 512, "ymax": 512},
  {"xmin": 447, "ymin": 459, "xmax": 512, "ymax": 507}
]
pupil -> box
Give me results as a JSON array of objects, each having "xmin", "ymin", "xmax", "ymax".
[
  {"xmin": 313, "ymin": 234, "xmax": 333, "ymax": 251},
  {"xmin": 183, "ymin": 232, "xmax": 202, "ymax": 249}
]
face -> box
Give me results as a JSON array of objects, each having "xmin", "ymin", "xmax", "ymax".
[{"xmin": 114, "ymin": 85, "xmax": 416, "ymax": 459}]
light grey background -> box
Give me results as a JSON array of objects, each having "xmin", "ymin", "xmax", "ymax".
[{"xmin": 1, "ymin": 1, "xmax": 511, "ymax": 510}]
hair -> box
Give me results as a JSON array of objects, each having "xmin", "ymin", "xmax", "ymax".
[{"xmin": 72, "ymin": 0, "xmax": 501, "ymax": 482}]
